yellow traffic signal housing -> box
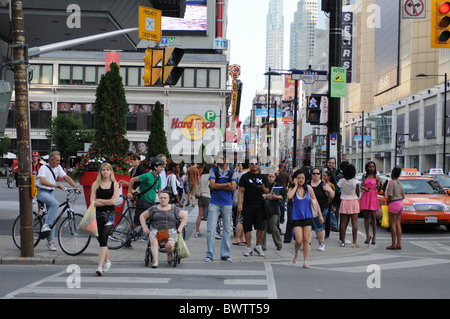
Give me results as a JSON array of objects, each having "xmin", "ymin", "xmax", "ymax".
[
  {"xmin": 431, "ymin": 1, "xmax": 450, "ymax": 48},
  {"xmin": 142, "ymin": 47, "xmax": 185, "ymax": 86}
]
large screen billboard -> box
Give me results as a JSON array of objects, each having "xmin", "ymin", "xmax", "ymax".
[{"xmin": 162, "ymin": 0, "xmax": 208, "ymax": 35}]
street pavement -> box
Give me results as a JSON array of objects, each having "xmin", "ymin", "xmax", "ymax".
[{"xmin": 0, "ymin": 181, "xmax": 376, "ymax": 266}]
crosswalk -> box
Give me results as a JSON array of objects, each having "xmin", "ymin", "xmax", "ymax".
[{"xmin": 4, "ymin": 262, "xmax": 278, "ymax": 299}]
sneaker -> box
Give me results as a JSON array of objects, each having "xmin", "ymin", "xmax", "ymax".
[
  {"xmin": 243, "ymin": 247, "xmax": 253, "ymax": 257},
  {"xmin": 215, "ymin": 232, "xmax": 221, "ymax": 239},
  {"xmin": 46, "ymin": 241, "xmax": 57, "ymax": 251},
  {"xmin": 103, "ymin": 261, "xmax": 111, "ymax": 272},
  {"xmin": 194, "ymin": 232, "xmax": 203, "ymax": 238},
  {"xmin": 204, "ymin": 257, "xmax": 213, "ymax": 262},
  {"xmin": 96, "ymin": 267, "xmax": 103, "ymax": 276},
  {"xmin": 254, "ymin": 245, "xmax": 265, "ymax": 257},
  {"xmin": 41, "ymin": 224, "xmax": 51, "ymax": 233},
  {"xmin": 318, "ymin": 243, "xmax": 326, "ymax": 251},
  {"xmin": 221, "ymin": 256, "xmax": 232, "ymax": 263}
]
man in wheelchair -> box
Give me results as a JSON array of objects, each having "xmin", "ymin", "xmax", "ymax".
[{"xmin": 140, "ymin": 191, "xmax": 188, "ymax": 268}]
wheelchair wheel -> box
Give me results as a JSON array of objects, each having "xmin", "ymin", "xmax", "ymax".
[
  {"xmin": 144, "ymin": 243, "xmax": 153, "ymax": 267},
  {"xmin": 173, "ymin": 243, "xmax": 180, "ymax": 267}
]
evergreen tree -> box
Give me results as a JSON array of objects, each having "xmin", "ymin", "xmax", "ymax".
[
  {"xmin": 146, "ymin": 101, "xmax": 170, "ymax": 160},
  {"xmin": 90, "ymin": 62, "xmax": 129, "ymax": 157}
]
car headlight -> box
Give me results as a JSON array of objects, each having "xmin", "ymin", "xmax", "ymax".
[
  {"xmin": 403, "ymin": 205, "xmax": 415, "ymax": 211},
  {"xmin": 445, "ymin": 205, "xmax": 450, "ymax": 211}
]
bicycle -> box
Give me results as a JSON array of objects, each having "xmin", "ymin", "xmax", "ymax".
[
  {"xmin": 12, "ymin": 188, "xmax": 91, "ymax": 256},
  {"xmin": 6, "ymin": 168, "xmax": 15, "ymax": 189}
]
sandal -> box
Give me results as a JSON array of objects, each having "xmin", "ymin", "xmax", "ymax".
[
  {"xmin": 352, "ymin": 244, "xmax": 360, "ymax": 248},
  {"xmin": 292, "ymin": 253, "xmax": 298, "ymax": 264},
  {"xmin": 303, "ymin": 261, "xmax": 310, "ymax": 269},
  {"xmin": 386, "ymin": 245, "xmax": 397, "ymax": 250}
]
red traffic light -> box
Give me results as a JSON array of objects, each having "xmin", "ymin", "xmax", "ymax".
[{"xmin": 440, "ymin": 2, "xmax": 450, "ymax": 14}]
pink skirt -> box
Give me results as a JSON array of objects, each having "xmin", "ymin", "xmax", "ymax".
[
  {"xmin": 388, "ymin": 200, "xmax": 404, "ymax": 214},
  {"xmin": 340, "ymin": 199, "xmax": 360, "ymax": 215}
]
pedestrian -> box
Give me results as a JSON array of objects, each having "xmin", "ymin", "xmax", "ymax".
[
  {"xmin": 360, "ymin": 161, "xmax": 382, "ymax": 245},
  {"xmin": 186, "ymin": 161, "xmax": 199, "ymax": 207},
  {"xmin": 31, "ymin": 152, "xmax": 42, "ymax": 175},
  {"xmin": 156, "ymin": 154, "xmax": 168, "ymax": 190},
  {"xmin": 90, "ymin": 163, "xmax": 119, "ymax": 276},
  {"xmin": 205, "ymin": 155, "xmax": 237, "ymax": 262},
  {"xmin": 127, "ymin": 157, "xmax": 164, "ymax": 230},
  {"xmin": 37, "ymin": 151, "xmax": 83, "ymax": 251},
  {"xmin": 237, "ymin": 158, "xmax": 269, "ymax": 257},
  {"xmin": 232, "ymin": 163, "xmax": 246, "ymax": 246},
  {"xmin": 194, "ymin": 164, "xmax": 212, "ymax": 237},
  {"xmin": 119, "ymin": 153, "xmax": 146, "ymax": 192},
  {"xmin": 165, "ymin": 162, "xmax": 183, "ymax": 207},
  {"xmin": 323, "ymin": 170, "xmax": 339, "ymax": 237},
  {"xmin": 287, "ymin": 170, "xmax": 318, "ymax": 268},
  {"xmin": 276, "ymin": 164, "xmax": 289, "ymax": 224},
  {"xmin": 13, "ymin": 156, "xmax": 18, "ymax": 187},
  {"xmin": 309, "ymin": 168, "xmax": 334, "ymax": 251},
  {"xmin": 337, "ymin": 164, "xmax": 360, "ymax": 248},
  {"xmin": 386, "ymin": 167, "xmax": 405, "ymax": 250},
  {"xmin": 261, "ymin": 173, "xmax": 283, "ymax": 251}
]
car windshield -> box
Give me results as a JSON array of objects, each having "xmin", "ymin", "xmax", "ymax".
[
  {"xmin": 433, "ymin": 176, "xmax": 450, "ymax": 188},
  {"xmin": 400, "ymin": 179, "xmax": 447, "ymax": 195}
]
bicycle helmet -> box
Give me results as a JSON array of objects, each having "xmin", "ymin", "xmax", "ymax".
[{"xmin": 150, "ymin": 157, "xmax": 165, "ymax": 169}]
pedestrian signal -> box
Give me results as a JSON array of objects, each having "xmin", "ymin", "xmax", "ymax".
[
  {"xmin": 431, "ymin": 1, "xmax": 450, "ymax": 48},
  {"xmin": 306, "ymin": 95, "xmax": 322, "ymax": 125},
  {"xmin": 142, "ymin": 47, "xmax": 185, "ymax": 86}
]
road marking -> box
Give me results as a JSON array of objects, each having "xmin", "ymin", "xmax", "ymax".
[{"xmin": 410, "ymin": 241, "xmax": 450, "ymax": 254}]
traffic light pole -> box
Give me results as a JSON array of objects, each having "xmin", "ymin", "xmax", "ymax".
[{"xmin": 327, "ymin": 0, "xmax": 343, "ymax": 164}]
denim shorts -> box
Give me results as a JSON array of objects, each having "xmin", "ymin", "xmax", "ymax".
[{"xmin": 312, "ymin": 207, "xmax": 328, "ymax": 231}]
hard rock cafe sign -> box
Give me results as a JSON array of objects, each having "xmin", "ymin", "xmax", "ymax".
[{"xmin": 171, "ymin": 112, "xmax": 216, "ymax": 141}]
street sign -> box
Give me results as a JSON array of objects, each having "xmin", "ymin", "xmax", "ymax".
[
  {"xmin": 402, "ymin": 0, "xmax": 425, "ymax": 19},
  {"xmin": 138, "ymin": 6, "xmax": 162, "ymax": 42},
  {"xmin": 291, "ymin": 69, "xmax": 327, "ymax": 84},
  {"xmin": 330, "ymin": 66, "xmax": 347, "ymax": 98}
]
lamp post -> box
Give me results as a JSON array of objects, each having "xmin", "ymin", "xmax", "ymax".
[
  {"xmin": 395, "ymin": 132, "xmax": 410, "ymax": 167},
  {"xmin": 416, "ymin": 73, "xmax": 448, "ymax": 172},
  {"xmin": 345, "ymin": 110, "xmax": 364, "ymax": 172},
  {"xmin": 264, "ymin": 68, "xmax": 281, "ymax": 166}
]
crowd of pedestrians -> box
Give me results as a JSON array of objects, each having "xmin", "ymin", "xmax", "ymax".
[{"xmin": 28, "ymin": 149, "xmax": 405, "ymax": 274}]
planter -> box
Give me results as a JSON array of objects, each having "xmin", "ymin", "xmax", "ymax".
[{"xmin": 79, "ymin": 172, "xmax": 130, "ymax": 213}]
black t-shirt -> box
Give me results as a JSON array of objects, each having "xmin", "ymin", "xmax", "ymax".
[{"xmin": 238, "ymin": 172, "xmax": 269, "ymax": 205}]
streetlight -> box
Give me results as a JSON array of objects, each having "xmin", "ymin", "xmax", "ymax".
[
  {"xmin": 395, "ymin": 132, "xmax": 410, "ymax": 167},
  {"xmin": 345, "ymin": 110, "xmax": 364, "ymax": 172},
  {"xmin": 264, "ymin": 68, "xmax": 281, "ymax": 166},
  {"xmin": 416, "ymin": 73, "xmax": 448, "ymax": 172}
]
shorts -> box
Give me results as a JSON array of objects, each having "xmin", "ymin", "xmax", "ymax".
[
  {"xmin": 312, "ymin": 207, "xmax": 328, "ymax": 231},
  {"xmin": 339, "ymin": 199, "xmax": 360, "ymax": 215},
  {"xmin": 388, "ymin": 200, "xmax": 404, "ymax": 214},
  {"xmin": 198, "ymin": 195, "xmax": 210, "ymax": 207},
  {"xmin": 243, "ymin": 203, "xmax": 265, "ymax": 233},
  {"xmin": 189, "ymin": 183, "xmax": 198, "ymax": 195},
  {"xmin": 149, "ymin": 228, "xmax": 178, "ymax": 245},
  {"xmin": 293, "ymin": 218, "xmax": 313, "ymax": 228}
]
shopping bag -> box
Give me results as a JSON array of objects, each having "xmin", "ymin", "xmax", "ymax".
[
  {"xmin": 77, "ymin": 203, "xmax": 98, "ymax": 236},
  {"xmin": 381, "ymin": 205, "xmax": 390, "ymax": 228},
  {"xmin": 178, "ymin": 233, "xmax": 190, "ymax": 259},
  {"xmin": 115, "ymin": 185, "xmax": 124, "ymax": 207}
]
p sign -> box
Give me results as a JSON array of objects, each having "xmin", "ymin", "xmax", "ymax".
[{"xmin": 205, "ymin": 110, "xmax": 216, "ymax": 122}]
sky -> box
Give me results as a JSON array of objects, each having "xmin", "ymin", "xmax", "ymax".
[{"xmin": 226, "ymin": 0, "xmax": 299, "ymax": 121}]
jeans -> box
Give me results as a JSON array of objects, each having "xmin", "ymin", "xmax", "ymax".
[
  {"xmin": 37, "ymin": 189, "xmax": 59, "ymax": 241},
  {"xmin": 206, "ymin": 203, "xmax": 232, "ymax": 259}
]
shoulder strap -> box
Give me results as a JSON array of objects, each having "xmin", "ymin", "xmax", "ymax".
[
  {"xmin": 45, "ymin": 164, "xmax": 57, "ymax": 182},
  {"xmin": 140, "ymin": 174, "xmax": 160, "ymax": 196}
]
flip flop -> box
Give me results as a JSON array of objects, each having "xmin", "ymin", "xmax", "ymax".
[{"xmin": 386, "ymin": 246, "xmax": 397, "ymax": 250}]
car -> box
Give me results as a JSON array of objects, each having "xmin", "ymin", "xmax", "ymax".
[
  {"xmin": 376, "ymin": 169, "xmax": 450, "ymax": 231},
  {"xmin": 428, "ymin": 174, "xmax": 450, "ymax": 191}
]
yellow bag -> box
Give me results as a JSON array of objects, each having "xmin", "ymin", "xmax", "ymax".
[
  {"xmin": 178, "ymin": 233, "xmax": 190, "ymax": 258},
  {"xmin": 381, "ymin": 204, "xmax": 389, "ymax": 228},
  {"xmin": 77, "ymin": 203, "xmax": 98, "ymax": 237}
]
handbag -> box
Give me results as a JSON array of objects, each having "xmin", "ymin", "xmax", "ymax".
[
  {"xmin": 308, "ymin": 186, "xmax": 320, "ymax": 218},
  {"xmin": 77, "ymin": 203, "xmax": 98, "ymax": 237},
  {"xmin": 381, "ymin": 204, "xmax": 390, "ymax": 228},
  {"xmin": 156, "ymin": 229, "xmax": 170, "ymax": 244},
  {"xmin": 178, "ymin": 233, "xmax": 191, "ymax": 258},
  {"xmin": 115, "ymin": 185, "xmax": 124, "ymax": 207}
]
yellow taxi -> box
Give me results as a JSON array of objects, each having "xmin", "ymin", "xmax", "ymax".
[{"xmin": 377, "ymin": 169, "xmax": 450, "ymax": 230}]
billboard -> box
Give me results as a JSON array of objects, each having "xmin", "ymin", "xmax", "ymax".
[{"xmin": 162, "ymin": 0, "xmax": 208, "ymax": 35}]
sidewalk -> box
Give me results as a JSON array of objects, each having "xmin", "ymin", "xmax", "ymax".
[{"xmin": 0, "ymin": 205, "xmax": 376, "ymax": 265}]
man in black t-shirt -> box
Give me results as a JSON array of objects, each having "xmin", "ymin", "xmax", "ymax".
[{"xmin": 237, "ymin": 158, "xmax": 269, "ymax": 257}]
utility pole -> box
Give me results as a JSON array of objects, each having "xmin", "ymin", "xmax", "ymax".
[
  {"xmin": 326, "ymin": 0, "xmax": 343, "ymax": 164},
  {"xmin": 11, "ymin": 0, "xmax": 33, "ymax": 257}
]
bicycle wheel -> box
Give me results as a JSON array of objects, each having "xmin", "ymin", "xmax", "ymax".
[
  {"xmin": 12, "ymin": 212, "xmax": 42, "ymax": 249},
  {"xmin": 7, "ymin": 175, "xmax": 14, "ymax": 189},
  {"xmin": 107, "ymin": 212, "xmax": 132, "ymax": 250},
  {"xmin": 58, "ymin": 212, "xmax": 91, "ymax": 256}
]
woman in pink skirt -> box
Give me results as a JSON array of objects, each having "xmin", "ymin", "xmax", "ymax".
[
  {"xmin": 360, "ymin": 161, "xmax": 381, "ymax": 245},
  {"xmin": 337, "ymin": 164, "xmax": 360, "ymax": 248},
  {"xmin": 386, "ymin": 167, "xmax": 405, "ymax": 250}
]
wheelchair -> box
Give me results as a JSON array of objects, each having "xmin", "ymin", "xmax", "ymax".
[{"xmin": 144, "ymin": 217, "xmax": 184, "ymax": 268}]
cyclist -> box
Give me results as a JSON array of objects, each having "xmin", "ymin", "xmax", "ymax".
[{"xmin": 37, "ymin": 151, "xmax": 82, "ymax": 251}]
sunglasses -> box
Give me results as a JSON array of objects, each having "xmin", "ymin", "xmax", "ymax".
[
  {"xmin": 131, "ymin": 158, "xmax": 139, "ymax": 161},
  {"xmin": 312, "ymin": 172, "xmax": 321, "ymax": 175},
  {"xmin": 250, "ymin": 162, "xmax": 259, "ymax": 165}
]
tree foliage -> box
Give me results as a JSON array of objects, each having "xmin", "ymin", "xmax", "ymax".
[
  {"xmin": 146, "ymin": 101, "xmax": 170, "ymax": 160},
  {"xmin": 89, "ymin": 62, "xmax": 129, "ymax": 157}
]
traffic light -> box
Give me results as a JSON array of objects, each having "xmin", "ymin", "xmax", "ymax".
[
  {"xmin": 142, "ymin": 47, "xmax": 185, "ymax": 86},
  {"xmin": 431, "ymin": 1, "xmax": 450, "ymax": 48},
  {"xmin": 306, "ymin": 95, "xmax": 322, "ymax": 125}
]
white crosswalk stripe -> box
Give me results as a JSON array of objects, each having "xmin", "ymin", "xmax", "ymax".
[{"xmin": 4, "ymin": 263, "xmax": 278, "ymax": 299}]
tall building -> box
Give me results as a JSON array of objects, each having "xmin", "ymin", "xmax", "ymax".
[
  {"xmin": 265, "ymin": 0, "xmax": 284, "ymax": 91},
  {"xmin": 289, "ymin": 0, "xmax": 319, "ymax": 70}
]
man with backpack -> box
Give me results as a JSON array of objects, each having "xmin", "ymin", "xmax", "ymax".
[{"xmin": 204, "ymin": 154, "xmax": 237, "ymax": 263}]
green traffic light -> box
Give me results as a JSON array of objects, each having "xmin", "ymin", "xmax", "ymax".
[{"xmin": 439, "ymin": 30, "xmax": 450, "ymax": 42}]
